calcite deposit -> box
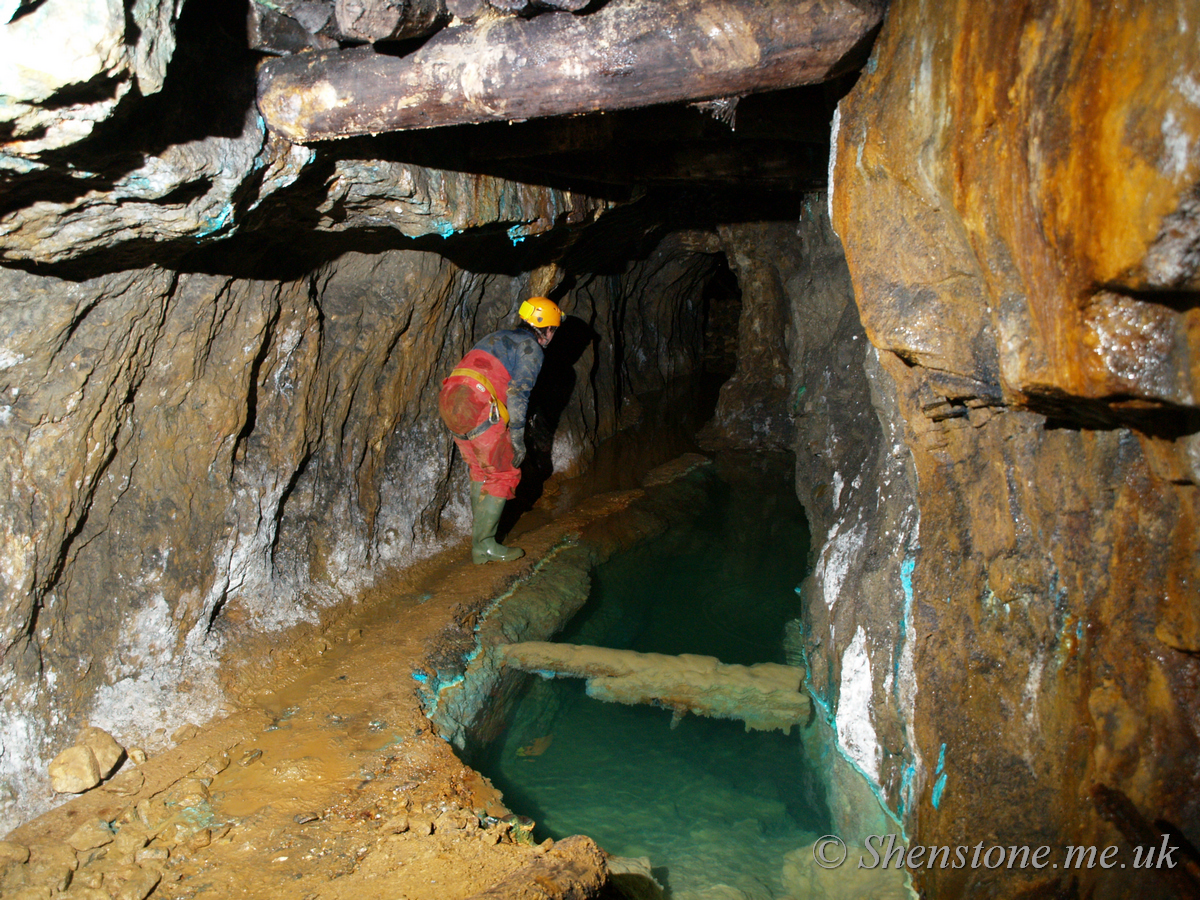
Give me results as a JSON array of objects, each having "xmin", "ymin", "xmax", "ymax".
[{"xmin": 498, "ymin": 641, "xmax": 810, "ymax": 732}]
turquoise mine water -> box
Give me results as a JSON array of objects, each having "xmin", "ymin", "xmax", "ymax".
[{"xmin": 476, "ymin": 454, "xmax": 825, "ymax": 899}]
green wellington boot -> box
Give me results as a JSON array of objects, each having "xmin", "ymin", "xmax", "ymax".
[{"xmin": 470, "ymin": 482, "xmax": 525, "ymax": 564}]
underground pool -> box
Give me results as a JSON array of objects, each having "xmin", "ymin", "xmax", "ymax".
[{"xmin": 472, "ymin": 453, "xmax": 830, "ymax": 899}]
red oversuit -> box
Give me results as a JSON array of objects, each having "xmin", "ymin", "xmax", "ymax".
[{"xmin": 438, "ymin": 328, "xmax": 545, "ymax": 500}]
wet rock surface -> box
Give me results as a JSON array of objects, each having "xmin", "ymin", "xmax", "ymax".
[
  {"xmin": 823, "ymin": 1, "xmax": 1200, "ymax": 897},
  {"xmin": 4, "ymin": 451, "xmax": 805, "ymax": 898}
]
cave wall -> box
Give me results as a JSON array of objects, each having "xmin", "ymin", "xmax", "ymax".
[
  {"xmin": 0, "ymin": 0, "xmax": 726, "ymax": 828},
  {"xmin": 819, "ymin": 1, "xmax": 1200, "ymax": 896},
  {"xmin": 699, "ymin": 223, "xmax": 798, "ymax": 450},
  {"xmin": 0, "ymin": 234, "xmax": 718, "ymax": 834}
]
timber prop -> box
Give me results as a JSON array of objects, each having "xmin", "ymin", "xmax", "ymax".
[{"xmin": 257, "ymin": 0, "xmax": 885, "ymax": 142}]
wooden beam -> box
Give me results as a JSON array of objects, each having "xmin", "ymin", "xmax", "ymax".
[
  {"xmin": 257, "ymin": 0, "xmax": 884, "ymax": 142},
  {"xmin": 498, "ymin": 641, "xmax": 811, "ymax": 733},
  {"xmin": 448, "ymin": 0, "xmax": 589, "ymax": 18}
]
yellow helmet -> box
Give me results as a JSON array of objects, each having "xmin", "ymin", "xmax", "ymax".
[{"xmin": 518, "ymin": 296, "xmax": 562, "ymax": 328}]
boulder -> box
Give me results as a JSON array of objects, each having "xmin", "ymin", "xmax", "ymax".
[
  {"xmin": 48, "ymin": 746, "xmax": 101, "ymax": 794},
  {"xmin": 66, "ymin": 818, "xmax": 115, "ymax": 852},
  {"xmin": 0, "ymin": 840, "xmax": 30, "ymax": 864},
  {"xmin": 77, "ymin": 727, "xmax": 124, "ymax": 779}
]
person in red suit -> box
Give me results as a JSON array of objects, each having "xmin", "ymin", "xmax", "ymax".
[{"xmin": 438, "ymin": 297, "xmax": 562, "ymax": 563}]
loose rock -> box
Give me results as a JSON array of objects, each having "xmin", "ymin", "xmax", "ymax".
[
  {"xmin": 49, "ymin": 747, "xmax": 102, "ymax": 794},
  {"xmin": 108, "ymin": 865, "xmax": 162, "ymax": 900},
  {"xmin": 66, "ymin": 819, "xmax": 115, "ymax": 852},
  {"xmin": 133, "ymin": 847, "xmax": 169, "ymax": 866},
  {"xmin": 110, "ymin": 828, "xmax": 150, "ymax": 865},
  {"xmin": 408, "ymin": 814, "xmax": 434, "ymax": 835},
  {"xmin": 185, "ymin": 828, "xmax": 212, "ymax": 851},
  {"xmin": 379, "ymin": 814, "xmax": 409, "ymax": 834},
  {"xmin": 104, "ymin": 769, "xmax": 145, "ymax": 796},
  {"xmin": 0, "ymin": 840, "xmax": 30, "ymax": 864},
  {"xmin": 434, "ymin": 810, "xmax": 476, "ymax": 833},
  {"xmin": 196, "ymin": 751, "xmax": 231, "ymax": 778},
  {"xmin": 26, "ymin": 854, "xmax": 73, "ymax": 893},
  {"xmin": 171, "ymin": 724, "xmax": 200, "ymax": 745},
  {"xmin": 161, "ymin": 777, "xmax": 210, "ymax": 808},
  {"xmin": 77, "ymin": 727, "xmax": 125, "ymax": 778},
  {"xmin": 134, "ymin": 800, "xmax": 158, "ymax": 830},
  {"xmin": 72, "ymin": 867, "xmax": 107, "ymax": 890},
  {"xmin": 64, "ymin": 888, "xmax": 110, "ymax": 900},
  {"xmin": 7, "ymin": 889, "xmax": 52, "ymax": 900}
]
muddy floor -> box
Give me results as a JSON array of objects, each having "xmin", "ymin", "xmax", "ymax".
[{"xmin": 0, "ymin": 443, "xmax": 702, "ymax": 900}]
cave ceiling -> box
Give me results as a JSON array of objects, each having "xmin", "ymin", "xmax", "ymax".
[{"xmin": 0, "ymin": 0, "xmax": 880, "ymax": 276}]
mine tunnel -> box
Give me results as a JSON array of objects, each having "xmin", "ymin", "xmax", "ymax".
[{"xmin": 2, "ymin": 1, "xmax": 1199, "ymax": 899}]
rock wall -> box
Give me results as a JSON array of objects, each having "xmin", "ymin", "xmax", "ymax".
[
  {"xmin": 699, "ymin": 223, "xmax": 798, "ymax": 450},
  {"xmin": 0, "ymin": 235, "xmax": 719, "ymax": 835},
  {"xmin": 781, "ymin": 198, "xmax": 922, "ymax": 848},
  {"xmin": 0, "ymin": 0, "xmax": 738, "ymax": 836},
  {"xmin": 823, "ymin": 1, "xmax": 1200, "ymax": 896}
]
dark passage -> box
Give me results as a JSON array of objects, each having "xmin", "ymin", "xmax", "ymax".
[{"xmin": 475, "ymin": 452, "xmax": 827, "ymax": 899}]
